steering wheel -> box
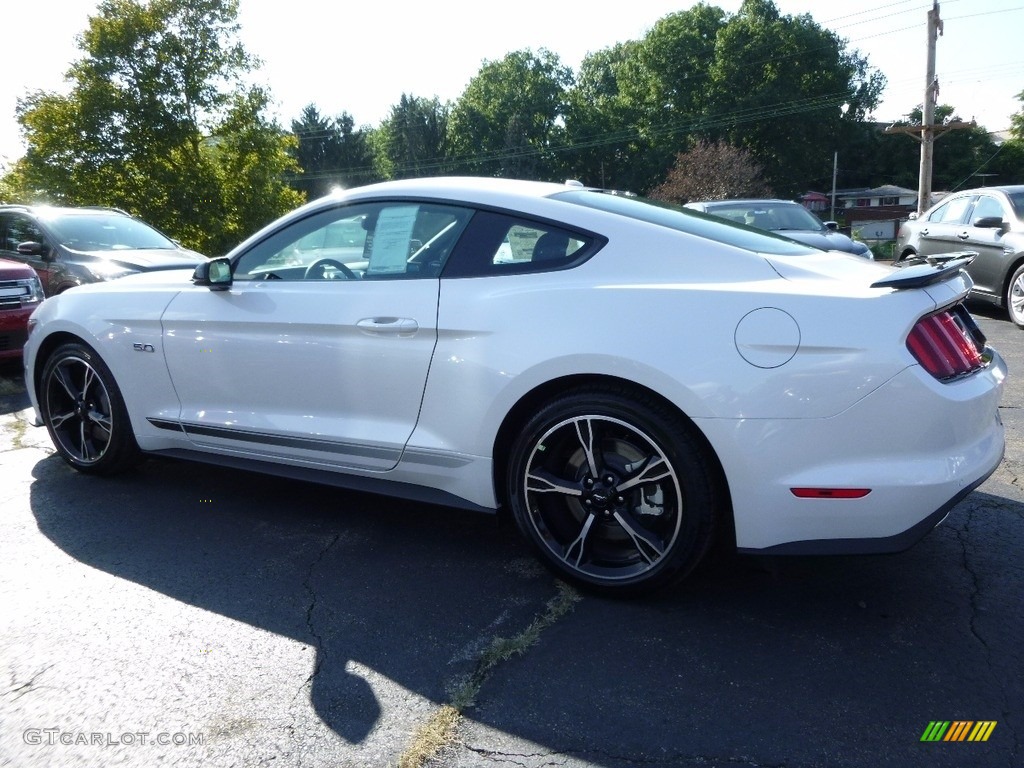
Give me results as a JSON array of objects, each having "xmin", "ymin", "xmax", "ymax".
[{"xmin": 304, "ymin": 258, "xmax": 357, "ymax": 280}]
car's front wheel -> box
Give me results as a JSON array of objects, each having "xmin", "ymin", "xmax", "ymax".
[
  {"xmin": 506, "ymin": 386, "xmax": 719, "ymax": 595},
  {"xmin": 1006, "ymin": 262, "xmax": 1024, "ymax": 328},
  {"xmin": 40, "ymin": 342, "xmax": 141, "ymax": 474}
]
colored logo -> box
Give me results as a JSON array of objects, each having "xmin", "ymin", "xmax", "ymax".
[{"xmin": 921, "ymin": 721, "xmax": 996, "ymax": 742}]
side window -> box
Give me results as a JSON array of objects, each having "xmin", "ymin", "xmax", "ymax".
[
  {"xmin": 445, "ymin": 211, "xmax": 598, "ymax": 277},
  {"xmin": 493, "ymin": 225, "xmax": 586, "ymax": 266},
  {"xmin": 3, "ymin": 214, "xmax": 46, "ymax": 252},
  {"xmin": 233, "ymin": 202, "xmax": 472, "ymax": 281},
  {"xmin": 971, "ymin": 196, "xmax": 1004, "ymax": 225},
  {"xmin": 928, "ymin": 196, "xmax": 972, "ymax": 224}
]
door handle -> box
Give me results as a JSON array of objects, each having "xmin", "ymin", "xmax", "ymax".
[
  {"xmin": 920, "ymin": 228, "xmax": 929, "ymax": 236},
  {"xmin": 356, "ymin": 317, "xmax": 419, "ymax": 336},
  {"xmin": 957, "ymin": 231, "xmax": 970, "ymax": 240}
]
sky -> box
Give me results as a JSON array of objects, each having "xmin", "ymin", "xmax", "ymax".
[{"xmin": 1, "ymin": 0, "xmax": 1021, "ymax": 169}]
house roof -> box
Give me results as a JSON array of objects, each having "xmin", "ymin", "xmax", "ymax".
[{"xmin": 837, "ymin": 185, "xmax": 916, "ymax": 199}]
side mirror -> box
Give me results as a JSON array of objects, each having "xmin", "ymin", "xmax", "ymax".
[
  {"xmin": 908, "ymin": 212, "xmax": 919, "ymax": 221},
  {"xmin": 17, "ymin": 241, "xmax": 48, "ymax": 258},
  {"xmin": 192, "ymin": 257, "xmax": 232, "ymax": 291},
  {"xmin": 973, "ymin": 216, "xmax": 1005, "ymax": 230},
  {"xmin": 822, "ymin": 221, "xmax": 839, "ymax": 231}
]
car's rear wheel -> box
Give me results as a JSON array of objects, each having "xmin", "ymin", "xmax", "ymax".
[
  {"xmin": 1006, "ymin": 263, "xmax": 1024, "ymax": 328},
  {"xmin": 506, "ymin": 386, "xmax": 718, "ymax": 595},
  {"xmin": 40, "ymin": 342, "xmax": 140, "ymax": 474}
]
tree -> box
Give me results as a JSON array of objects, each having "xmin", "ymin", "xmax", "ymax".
[
  {"xmin": 990, "ymin": 89, "xmax": 1024, "ymax": 184},
  {"xmin": 213, "ymin": 88, "xmax": 303, "ymax": 253},
  {"xmin": 618, "ymin": 3, "xmax": 728, "ymax": 188},
  {"xmin": 377, "ymin": 94, "xmax": 451, "ymax": 179},
  {"xmin": 703, "ymin": 0, "xmax": 885, "ymax": 195},
  {"xmin": 648, "ymin": 139, "xmax": 773, "ymax": 203},
  {"xmin": 11, "ymin": 0, "xmax": 299, "ymax": 254},
  {"xmin": 561, "ymin": 42, "xmax": 651, "ymax": 191},
  {"xmin": 289, "ymin": 105, "xmax": 379, "ymax": 197},
  {"xmin": 448, "ymin": 49, "xmax": 573, "ymax": 179},
  {"xmin": 559, "ymin": 0, "xmax": 884, "ymax": 196}
]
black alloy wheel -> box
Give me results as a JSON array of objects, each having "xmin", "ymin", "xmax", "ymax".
[
  {"xmin": 40, "ymin": 342, "xmax": 141, "ymax": 474},
  {"xmin": 507, "ymin": 386, "xmax": 719, "ymax": 595}
]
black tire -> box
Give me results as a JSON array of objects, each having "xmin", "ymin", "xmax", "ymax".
[
  {"xmin": 506, "ymin": 385, "xmax": 719, "ymax": 596},
  {"xmin": 39, "ymin": 342, "xmax": 141, "ymax": 475},
  {"xmin": 1006, "ymin": 263, "xmax": 1024, "ymax": 328}
]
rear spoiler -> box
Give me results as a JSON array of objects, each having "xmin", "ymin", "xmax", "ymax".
[{"xmin": 870, "ymin": 252, "xmax": 976, "ymax": 290}]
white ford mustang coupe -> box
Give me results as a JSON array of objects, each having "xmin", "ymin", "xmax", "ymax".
[{"xmin": 23, "ymin": 177, "xmax": 1006, "ymax": 594}]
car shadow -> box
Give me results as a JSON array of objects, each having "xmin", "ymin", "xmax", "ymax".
[
  {"xmin": 27, "ymin": 452, "xmax": 558, "ymax": 745},
  {"xmin": 0, "ymin": 365, "xmax": 30, "ymax": 416},
  {"xmin": 28, "ymin": 453, "xmax": 1024, "ymax": 765}
]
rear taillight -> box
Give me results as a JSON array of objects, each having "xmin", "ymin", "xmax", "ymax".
[{"xmin": 906, "ymin": 306, "xmax": 985, "ymax": 380}]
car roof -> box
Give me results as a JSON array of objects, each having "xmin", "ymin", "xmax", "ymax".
[
  {"xmin": 330, "ymin": 176, "xmax": 579, "ymax": 205},
  {"xmin": 0, "ymin": 204, "xmax": 132, "ymax": 217}
]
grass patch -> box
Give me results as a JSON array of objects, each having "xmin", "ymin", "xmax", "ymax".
[
  {"xmin": 397, "ymin": 581, "xmax": 581, "ymax": 767},
  {"xmin": 397, "ymin": 705, "xmax": 460, "ymax": 768}
]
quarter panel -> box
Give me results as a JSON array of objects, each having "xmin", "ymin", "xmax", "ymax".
[
  {"xmin": 412, "ymin": 242, "xmax": 938, "ymax": 464},
  {"xmin": 24, "ymin": 283, "xmax": 183, "ymax": 445}
]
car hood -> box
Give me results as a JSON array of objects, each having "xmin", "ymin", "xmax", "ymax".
[
  {"xmin": 0, "ymin": 257, "xmax": 37, "ymax": 280},
  {"xmin": 69, "ymin": 247, "xmax": 207, "ymax": 270},
  {"xmin": 776, "ymin": 230, "xmax": 864, "ymax": 255}
]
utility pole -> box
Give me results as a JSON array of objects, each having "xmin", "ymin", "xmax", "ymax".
[
  {"xmin": 830, "ymin": 151, "xmax": 838, "ymax": 222},
  {"xmin": 883, "ymin": 1, "xmax": 973, "ymax": 215},
  {"xmin": 918, "ymin": 0, "xmax": 941, "ymax": 215}
]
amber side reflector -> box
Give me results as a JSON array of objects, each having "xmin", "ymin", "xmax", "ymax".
[{"xmin": 791, "ymin": 488, "xmax": 871, "ymax": 499}]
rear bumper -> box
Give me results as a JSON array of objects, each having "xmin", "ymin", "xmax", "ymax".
[
  {"xmin": 736, "ymin": 472, "xmax": 993, "ymax": 555},
  {"xmin": 698, "ymin": 350, "xmax": 1007, "ymax": 553}
]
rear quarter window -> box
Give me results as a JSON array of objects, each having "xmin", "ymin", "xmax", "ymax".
[{"xmin": 553, "ymin": 191, "xmax": 817, "ymax": 256}]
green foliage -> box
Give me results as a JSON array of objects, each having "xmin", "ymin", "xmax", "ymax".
[
  {"xmin": 377, "ymin": 94, "xmax": 452, "ymax": 179},
  {"xmin": 560, "ymin": 43, "xmax": 644, "ymax": 189},
  {"xmin": 1011, "ymin": 90, "xmax": 1024, "ymax": 141},
  {"xmin": 560, "ymin": 0, "xmax": 885, "ymax": 195},
  {"xmin": 702, "ymin": 0, "xmax": 884, "ymax": 195},
  {"xmin": 290, "ymin": 105, "xmax": 379, "ymax": 198},
  {"xmin": 11, "ymin": 0, "xmax": 299, "ymax": 254},
  {"xmin": 448, "ymin": 49, "xmax": 573, "ymax": 179}
]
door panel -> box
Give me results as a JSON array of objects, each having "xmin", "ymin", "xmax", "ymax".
[
  {"xmin": 161, "ymin": 279, "xmax": 438, "ymax": 471},
  {"xmin": 157, "ymin": 200, "xmax": 472, "ymax": 471},
  {"xmin": 962, "ymin": 195, "xmax": 1012, "ymax": 297}
]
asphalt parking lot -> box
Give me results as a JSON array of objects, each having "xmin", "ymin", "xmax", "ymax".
[{"xmin": 1, "ymin": 302, "xmax": 1021, "ymax": 768}]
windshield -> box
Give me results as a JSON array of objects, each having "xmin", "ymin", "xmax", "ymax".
[
  {"xmin": 42, "ymin": 212, "xmax": 176, "ymax": 251},
  {"xmin": 553, "ymin": 191, "xmax": 817, "ymax": 256},
  {"xmin": 700, "ymin": 201, "xmax": 825, "ymax": 232}
]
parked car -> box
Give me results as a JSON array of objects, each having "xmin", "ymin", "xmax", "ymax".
[
  {"xmin": 896, "ymin": 185, "xmax": 1024, "ymax": 326},
  {"xmin": 0, "ymin": 256, "xmax": 44, "ymax": 363},
  {"xmin": 23, "ymin": 178, "xmax": 1005, "ymax": 595},
  {"xmin": 0, "ymin": 204, "xmax": 206, "ymax": 296},
  {"xmin": 684, "ymin": 199, "xmax": 874, "ymax": 258}
]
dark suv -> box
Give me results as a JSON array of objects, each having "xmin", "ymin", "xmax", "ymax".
[{"xmin": 0, "ymin": 205, "xmax": 206, "ymax": 296}]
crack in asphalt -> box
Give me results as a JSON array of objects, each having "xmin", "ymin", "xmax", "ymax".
[
  {"xmin": 3, "ymin": 664, "xmax": 54, "ymax": 701},
  {"xmin": 951, "ymin": 506, "xmax": 989, "ymax": 658},
  {"xmin": 950, "ymin": 504, "xmax": 1021, "ymax": 767},
  {"xmin": 295, "ymin": 533, "xmax": 341, "ymax": 699}
]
